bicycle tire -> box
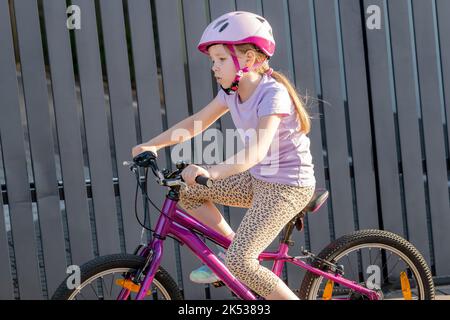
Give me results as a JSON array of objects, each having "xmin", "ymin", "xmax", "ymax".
[
  {"xmin": 51, "ymin": 253, "xmax": 183, "ymax": 300},
  {"xmin": 298, "ymin": 229, "xmax": 435, "ymax": 300}
]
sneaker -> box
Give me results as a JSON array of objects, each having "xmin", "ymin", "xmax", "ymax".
[{"xmin": 189, "ymin": 249, "xmax": 226, "ymax": 284}]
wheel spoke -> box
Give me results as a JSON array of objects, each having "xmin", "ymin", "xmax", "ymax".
[
  {"xmin": 383, "ymin": 257, "xmax": 403, "ymax": 284},
  {"xmin": 346, "ymin": 254, "xmax": 357, "ymax": 281},
  {"xmin": 372, "ymin": 249, "xmax": 382, "ymax": 267},
  {"xmin": 64, "ymin": 267, "xmax": 172, "ymax": 300},
  {"xmin": 110, "ymin": 273, "xmax": 115, "ymax": 297},
  {"xmin": 100, "ymin": 276, "xmax": 108, "ymax": 299},
  {"xmin": 309, "ymin": 241, "xmax": 431, "ymax": 301},
  {"xmin": 89, "ymin": 282, "xmax": 100, "ymax": 299},
  {"xmin": 380, "ymin": 251, "xmax": 394, "ymax": 283}
]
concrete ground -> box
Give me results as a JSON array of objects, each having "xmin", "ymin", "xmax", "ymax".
[
  {"xmin": 379, "ymin": 284, "xmax": 450, "ymax": 300},
  {"xmin": 435, "ymin": 285, "xmax": 450, "ymax": 300}
]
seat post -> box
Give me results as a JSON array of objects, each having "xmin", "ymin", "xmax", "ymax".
[{"xmin": 281, "ymin": 217, "xmax": 297, "ymax": 246}]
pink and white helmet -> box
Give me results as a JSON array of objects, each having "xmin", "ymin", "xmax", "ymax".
[
  {"xmin": 198, "ymin": 11, "xmax": 275, "ymax": 57},
  {"xmin": 197, "ymin": 11, "xmax": 276, "ymax": 95}
]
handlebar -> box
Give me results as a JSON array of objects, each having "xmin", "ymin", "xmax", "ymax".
[
  {"xmin": 194, "ymin": 175, "xmax": 213, "ymax": 188},
  {"xmin": 123, "ymin": 151, "xmax": 214, "ymax": 188}
]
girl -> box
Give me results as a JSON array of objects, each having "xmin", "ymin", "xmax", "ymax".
[{"xmin": 132, "ymin": 11, "xmax": 315, "ymax": 300}]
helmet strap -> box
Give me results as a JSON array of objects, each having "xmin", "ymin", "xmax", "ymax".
[{"xmin": 221, "ymin": 44, "xmax": 266, "ymax": 95}]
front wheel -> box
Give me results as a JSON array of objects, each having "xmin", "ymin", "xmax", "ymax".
[
  {"xmin": 299, "ymin": 230, "xmax": 435, "ymax": 300},
  {"xmin": 51, "ymin": 254, "xmax": 183, "ymax": 300}
]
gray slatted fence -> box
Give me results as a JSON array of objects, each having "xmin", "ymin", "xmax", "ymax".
[{"xmin": 0, "ymin": 0, "xmax": 449, "ymax": 300}]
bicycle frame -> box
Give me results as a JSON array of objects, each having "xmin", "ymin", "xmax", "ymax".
[{"xmin": 117, "ymin": 195, "xmax": 380, "ymax": 300}]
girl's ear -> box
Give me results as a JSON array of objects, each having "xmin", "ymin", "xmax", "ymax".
[{"xmin": 244, "ymin": 50, "xmax": 257, "ymax": 67}]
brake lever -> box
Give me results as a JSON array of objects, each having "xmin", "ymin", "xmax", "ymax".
[
  {"xmin": 123, "ymin": 161, "xmax": 138, "ymax": 173},
  {"xmin": 163, "ymin": 178, "xmax": 188, "ymax": 189},
  {"xmin": 123, "ymin": 160, "xmax": 134, "ymax": 167},
  {"xmin": 124, "ymin": 159, "xmax": 189, "ymax": 189}
]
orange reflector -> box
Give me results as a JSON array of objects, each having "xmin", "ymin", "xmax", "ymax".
[
  {"xmin": 400, "ymin": 271, "xmax": 412, "ymax": 300},
  {"xmin": 116, "ymin": 279, "xmax": 151, "ymax": 295},
  {"xmin": 322, "ymin": 280, "xmax": 334, "ymax": 300}
]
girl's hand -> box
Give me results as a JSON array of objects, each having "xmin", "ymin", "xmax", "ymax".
[
  {"xmin": 181, "ymin": 164, "xmax": 211, "ymax": 186},
  {"xmin": 132, "ymin": 143, "xmax": 158, "ymax": 158}
]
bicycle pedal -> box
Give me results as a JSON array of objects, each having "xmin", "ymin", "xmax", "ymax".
[{"xmin": 211, "ymin": 281, "xmax": 225, "ymax": 288}]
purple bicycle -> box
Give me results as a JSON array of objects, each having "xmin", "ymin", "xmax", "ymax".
[{"xmin": 52, "ymin": 151, "xmax": 435, "ymax": 300}]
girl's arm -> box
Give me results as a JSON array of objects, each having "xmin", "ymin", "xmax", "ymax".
[
  {"xmin": 145, "ymin": 95, "xmax": 228, "ymax": 150},
  {"xmin": 208, "ymin": 114, "xmax": 283, "ymax": 180}
]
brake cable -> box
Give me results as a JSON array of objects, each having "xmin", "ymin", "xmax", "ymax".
[{"xmin": 132, "ymin": 165, "xmax": 182, "ymax": 242}]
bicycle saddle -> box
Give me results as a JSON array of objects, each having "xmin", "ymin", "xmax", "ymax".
[
  {"xmin": 304, "ymin": 188, "xmax": 329, "ymax": 213},
  {"xmin": 295, "ymin": 188, "xmax": 329, "ymax": 231}
]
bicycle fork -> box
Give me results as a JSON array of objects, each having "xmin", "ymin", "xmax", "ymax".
[{"xmin": 116, "ymin": 238, "xmax": 164, "ymax": 300}]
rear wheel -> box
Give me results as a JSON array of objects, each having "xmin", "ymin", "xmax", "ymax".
[
  {"xmin": 298, "ymin": 230, "xmax": 435, "ymax": 300},
  {"xmin": 51, "ymin": 254, "xmax": 183, "ymax": 300}
]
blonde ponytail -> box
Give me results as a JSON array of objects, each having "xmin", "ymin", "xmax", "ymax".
[
  {"xmin": 234, "ymin": 44, "xmax": 311, "ymax": 134},
  {"xmin": 269, "ymin": 70, "xmax": 311, "ymax": 134}
]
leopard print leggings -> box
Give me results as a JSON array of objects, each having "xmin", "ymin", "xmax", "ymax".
[{"xmin": 178, "ymin": 166, "xmax": 315, "ymax": 298}]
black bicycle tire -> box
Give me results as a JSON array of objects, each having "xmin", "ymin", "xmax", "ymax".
[
  {"xmin": 298, "ymin": 229, "xmax": 435, "ymax": 300},
  {"xmin": 51, "ymin": 253, "xmax": 183, "ymax": 300}
]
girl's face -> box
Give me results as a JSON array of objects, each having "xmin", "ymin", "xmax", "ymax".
[{"xmin": 208, "ymin": 44, "xmax": 248, "ymax": 88}]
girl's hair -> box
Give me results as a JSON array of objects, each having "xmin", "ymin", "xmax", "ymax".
[{"xmin": 232, "ymin": 44, "xmax": 311, "ymax": 134}]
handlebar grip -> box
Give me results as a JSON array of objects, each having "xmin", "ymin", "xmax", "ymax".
[
  {"xmin": 195, "ymin": 175, "xmax": 213, "ymax": 188},
  {"xmin": 133, "ymin": 151, "xmax": 157, "ymax": 167}
]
